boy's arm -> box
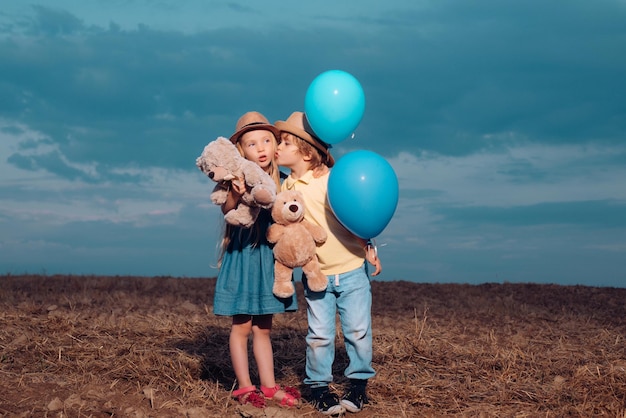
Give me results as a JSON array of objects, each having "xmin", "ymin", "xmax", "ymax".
[{"xmin": 357, "ymin": 237, "xmax": 382, "ymax": 276}]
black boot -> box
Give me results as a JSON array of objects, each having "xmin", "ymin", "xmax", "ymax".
[
  {"xmin": 341, "ymin": 379, "xmax": 369, "ymax": 412},
  {"xmin": 310, "ymin": 385, "xmax": 345, "ymax": 416}
]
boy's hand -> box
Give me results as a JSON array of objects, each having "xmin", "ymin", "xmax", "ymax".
[{"xmin": 365, "ymin": 242, "xmax": 382, "ymax": 276}]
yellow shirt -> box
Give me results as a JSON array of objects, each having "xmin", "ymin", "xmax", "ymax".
[{"xmin": 282, "ymin": 170, "xmax": 365, "ymax": 275}]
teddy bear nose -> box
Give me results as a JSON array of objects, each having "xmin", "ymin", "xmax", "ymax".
[
  {"xmin": 288, "ymin": 204, "xmax": 298, "ymax": 213},
  {"xmin": 208, "ymin": 171, "xmax": 215, "ymax": 179}
]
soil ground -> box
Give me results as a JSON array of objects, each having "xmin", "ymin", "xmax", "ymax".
[{"xmin": 1, "ymin": 275, "xmax": 625, "ymax": 417}]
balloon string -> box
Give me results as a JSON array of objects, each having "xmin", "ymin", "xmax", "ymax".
[{"xmin": 368, "ymin": 239, "xmax": 378, "ymax": 258}]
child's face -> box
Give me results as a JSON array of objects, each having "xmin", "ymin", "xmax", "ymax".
[
  {"xmin": 275, "ymin": 133, "xmax": 302, "ymax": 169},
  {"xmin": 239, "ymin": 129, "xmax": 277, "ymax": 171}
]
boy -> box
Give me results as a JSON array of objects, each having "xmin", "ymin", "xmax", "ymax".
[{"xmin": 275, "ymin": 112, "xmax": 381, "ymax": 415}]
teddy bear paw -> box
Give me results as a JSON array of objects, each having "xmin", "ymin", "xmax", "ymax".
[
  {"xmin": 273, "ymin": 282, "xmax": 295, "ymax": 298},
  {"xmin": 252, "ymin": 186, "xmax": 275, "ymax": 208},
  {"xmin": 224, "ymin": 208, "xmax": 256, "ymax": 228},
  {"xmin": 307, "ymin": 277, "xmax": 328, "ymax": 293}
]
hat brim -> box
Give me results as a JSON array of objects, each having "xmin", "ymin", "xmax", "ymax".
[
  {"xmin": 229, "ymin": 123, "xmax": 280, "ymax": 144},
  {"xmin": 274, "ymin": 121, "xmax": 335, "ymax": 167}
]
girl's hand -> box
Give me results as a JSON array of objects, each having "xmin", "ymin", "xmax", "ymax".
[
  {"xmin": 231, "ymin": 178, "xmax": 246, "ymax": 195},
  {"xmin": 221, "ymin": 178, "xmax": 245, "ymax": 214}
]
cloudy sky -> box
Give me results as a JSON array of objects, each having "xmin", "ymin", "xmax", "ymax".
[{"xmin": 1, "ymin": 1, "xmax": 625, "ymax": 287}]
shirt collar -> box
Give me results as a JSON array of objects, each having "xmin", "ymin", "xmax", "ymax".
[{"xmin": 285, "ymin": 170, "xmax": 314, "ymax": 189}]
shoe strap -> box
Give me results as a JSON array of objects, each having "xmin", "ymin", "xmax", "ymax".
[
  {"xmin": 260, "ymin": 384, "xmax": 280, "ymax": 398},
  {"xmin": 233, "ymin": 385, "xmax": 257, "ymax": 397}
]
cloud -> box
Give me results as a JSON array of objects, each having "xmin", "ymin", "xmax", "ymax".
[
  {"xmin": 0, "ymin": 119, "xmax": 223, "ymax": 277},
  {"xmin": 2, "ymin": 2, "xmax": 624, "ymax": 171},
  {"xmin": 436, "ymin": 200, "xmax": 626, "ymax": 228},
  {"xmin": 1, "ymin": 2, "xmax": 625, "ymax": 287},
  {"xmin": 28, "ymin": 5, "xmax": 85, "ymax": 36}
]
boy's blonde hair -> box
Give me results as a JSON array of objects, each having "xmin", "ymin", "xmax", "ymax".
[
  {"xmin": 280, "ymin": 132, "xmax": 327, "ymax": 171},
  {"xmin": 275, "ymin": 111, "xmax": 335, "ymax": 167}
]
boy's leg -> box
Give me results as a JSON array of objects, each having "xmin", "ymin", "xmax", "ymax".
[
  {"xmin": 303, "ymin": 274, "xmax": 346, "ymax": 414},
  {"xmin": 336, "ymin": 265, "xmax": 375, "ymax": 412},
  {"xmin": 336, "ymin": 265, "xmax": 375, "ymax": 381},
  {"xmin": 303, "ymin": 277, "xmax": 337, "ymax": 387}
]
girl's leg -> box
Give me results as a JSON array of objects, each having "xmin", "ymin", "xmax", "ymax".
[
  {"xmin": 251, "ymin": 314, "xmax": 275, "ymax": 389},
  {"xmin": 231, "ymin": 314, "xmax": 253, "ymax": 389},
  {"xmin": 252, "ymin": 314, "xmax": 300, "ymax": 407}
]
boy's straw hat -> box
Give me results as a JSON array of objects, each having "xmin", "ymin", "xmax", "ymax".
[
  {"xmin": 229, "ymin": 111, "xmax": 280, "ymax": 144},
  {"xmin": 275, "ymin": 111, "xmax": 335, "ymax": 167}
]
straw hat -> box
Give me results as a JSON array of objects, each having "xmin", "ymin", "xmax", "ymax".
[
  {"xmin": 229, "ymin": 111, "xmax": 280, "ymax": 144},
  {"xmin": 274, "ymin": 112, "xmax": 335, "ymax": 167}
]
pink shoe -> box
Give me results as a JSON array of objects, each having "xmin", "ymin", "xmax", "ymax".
[
  {"xmin": 260, "ymin": 384, "xmax": 301, "ymax": 408},
  {"xmin": 233, "ymin": 386, "xmax": 266, "ymax": 408}
]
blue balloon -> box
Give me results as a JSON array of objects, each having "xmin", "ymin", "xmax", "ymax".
[
  {"xmin": 328, "ymin": 151, "xmax": 399, "ymax": 239},
  {"xmin": 305, "ymin": 70, "xmax": 365, "ymax": 144}
]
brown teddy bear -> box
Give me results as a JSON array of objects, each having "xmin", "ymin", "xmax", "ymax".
[
  {"xmin": 196, "ymin": 137, "xmax": 276, "ymax": 228},
  {"xmin": 267, "ymin": 190, "xmax": 328, "ymax": 297}
]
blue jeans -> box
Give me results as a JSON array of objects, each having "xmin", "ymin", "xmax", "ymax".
[{"xmin": 302, "ymin": 264, "xmax": 376, "ymax": 387}]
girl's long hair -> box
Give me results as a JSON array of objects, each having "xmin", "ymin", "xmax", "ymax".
[{"xmin": 216, "ymin": 133, "xmax": 281, "ymax": 268}]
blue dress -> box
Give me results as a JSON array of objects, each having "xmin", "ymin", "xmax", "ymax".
[{"xmin": 213, "ymin": 208, "xmax": 298, "ymax": 316}]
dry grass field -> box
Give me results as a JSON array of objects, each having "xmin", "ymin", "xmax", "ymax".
[{"xmin": 1, "ymin": 274, "xmax": 625, "ymax": 417}]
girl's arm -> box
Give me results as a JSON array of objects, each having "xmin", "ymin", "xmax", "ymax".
[{"xmin": 221, "ymin": 178, "xmax": 245, "ymax": 214}]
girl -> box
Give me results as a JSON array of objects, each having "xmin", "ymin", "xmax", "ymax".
[{"xmin": 212, "ymin": 111, "xmax": 300, "ymax": 408}]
